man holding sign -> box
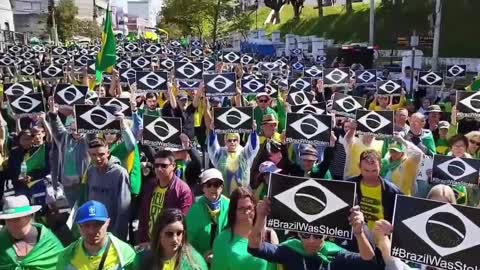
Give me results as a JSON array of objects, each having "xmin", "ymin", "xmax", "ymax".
[{"xmin": 247, "ymin": 199, "xmax": 377, "ymax": 270}]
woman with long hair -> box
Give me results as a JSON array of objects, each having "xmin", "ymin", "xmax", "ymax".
[
  {"xmin": 211, "ymin": 187, "xmax": 277, "ymax": 270},
  {"xmin": 138, "ymin": 208, "xmax": 207, "ymax": 270}
]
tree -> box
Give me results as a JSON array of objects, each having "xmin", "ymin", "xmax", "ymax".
[
  {"xmin": 345, "ymin": 0, "xmax": 353, "ymax": 14},
  {"xmin": 264, "ymin": 0, "xmax": 287, "ymax": 24},
  {"xmin": 55, "ymin": 0, "xmax": 78, "ymax": 41},
  {"xmin": 290, "ymin": 0, "xmax": 305, "ymax": 19},
  {"xmin": 315, "ymin": 0, "xmax": 323, "ymax": 17},
  {"xmin": 73, "ymin": 19, "xmax": 101, "ymax": 39}
]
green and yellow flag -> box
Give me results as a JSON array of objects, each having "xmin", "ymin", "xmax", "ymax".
[
  {"xmin": 95, "ymin": 3, "xmax": 116, "ymax": 83},
  {"xmin": 465, "ymin": 77, "xmax": 480, "ymax": 92}
]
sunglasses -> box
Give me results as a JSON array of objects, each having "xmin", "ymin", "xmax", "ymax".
[
  {"xmin": 299, "ymin": 233, "xmax": 324, "ymax": 240},
  {"xmin": 258, "ymin": 99, "xmax": 269, "ymax": 103},
  {"xmin": 227, "ymin": 139, "xmax": 238, "ymax": 143},
  {"xmin": 470, "ymin": 140, "xmax": 480, "ymax": 147},
  {"xmin": 237, "ymin": 206, "xmax": 254, "ymax": 213},
  {"xmin": 204, "ymin": 181, "xmax": 223, "ymax": 188},
  {"xmin": 164, "ymin": 230, "xmax": 184, "ymax": 238},
  {"xmin": 154, "ymin": 163, "xmax": 172, "ymax": 168}
]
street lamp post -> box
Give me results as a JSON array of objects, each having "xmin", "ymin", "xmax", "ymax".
[{"xmin": 410, "ymin": 31, "xmax": 419, "ymax": 100}]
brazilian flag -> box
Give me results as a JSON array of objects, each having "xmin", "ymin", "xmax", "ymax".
[
  {"xmin": 465, "ymin": 77, "xmax": 480, "ymax": 92},
  {"xmin": 95, "ymin": 3, "xmax": 116, "ymax": 83}
]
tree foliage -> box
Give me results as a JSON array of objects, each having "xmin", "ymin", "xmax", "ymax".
[
  {"xmin": 55, "ymin": 0, "xmax": 79, "ymax": 41},
  {"xmin": 159, "ymin": 0, "xmax": 250, "ymax": 41},
  {"xmin": 73, "ymin": 19, "xmax": 101, "ymax": 39}
]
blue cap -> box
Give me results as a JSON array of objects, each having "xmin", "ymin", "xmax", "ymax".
[{"xmin": 75, "ymin": 200, "xmax": 109, "ymax": 224}]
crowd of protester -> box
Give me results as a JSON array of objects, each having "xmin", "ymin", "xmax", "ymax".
[{"xmin": 0, "ymin": 47, "xmax": 478, "ymax": 270}]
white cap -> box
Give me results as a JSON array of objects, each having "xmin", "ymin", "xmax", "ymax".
[{"xmin": 200, "ymin": 168, "xmax": 224, "ymax": 185}]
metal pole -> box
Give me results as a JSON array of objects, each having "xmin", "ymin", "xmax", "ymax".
[
  {"xmin": 369, "ymin": 0, "xmax": 374, "ymax": 46},
  {"xmin": 255, "ymin": 0, "xmax": 258, "ymax": 29},
  {"xmin": 432, "ymin": 0, "xmax": 442, "ymax": 70},
  {"xmin": 410, "ymin": 47, "xmax": 415, "ymax": 100}
]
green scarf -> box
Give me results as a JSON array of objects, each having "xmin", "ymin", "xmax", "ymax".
[
  {"xmin": 25, "ymin": 145, "xmax": 46, "ymax": 175},
  {"xmin": 185, "ymin": 195, "xmax": 230, "ymax": 256},
  {"xmin": 280, "ymin": 239, "xmax": 343, "ymax": 264},
  {"xmin": 0, "ymin": 223, "xmax": 64, "ymax": 270},
  {"xmin": 380, "ymin": 158, "xmax": 402, "ymax": 178}
]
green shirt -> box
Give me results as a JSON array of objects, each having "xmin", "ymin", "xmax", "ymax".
[{"xmin": 211, "ymin": 230, "xmax": 271, "ymax": 270}]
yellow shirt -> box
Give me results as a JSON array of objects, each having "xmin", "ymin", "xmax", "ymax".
[
  {"xmin": 360, "ymin": 183, "xmax": 384, "ymax": 230},
  {"xmin": 259, "ymin": 132, "xmax": 282, "ymax": 145},
  {"xmin": 346, "ymin": 138, "xmax": 383, "ymax": 178},
  {"xmin": 194, "ymin": 101, "xmax": 205, "ymax": 127},
  {"xmin": 149, "ymin": 186, "xmax": 168, "ymax": 234},
  {"xmin": 368, "ymin": 96, "xmax": 406, "ymax": 111},
  {"xmin": 391, "ymin": 157, "xmax": 421, "ymax": 196},
  {"xmin": 70, "ymin": 241, "xmax": 120, "ymax": 270},
  {"xmin": 163, "ymin": 258, "xmax": 176, "ymax": 270}
]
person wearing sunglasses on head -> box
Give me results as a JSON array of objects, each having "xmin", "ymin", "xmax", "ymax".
[
  {"xmin": 207, "ymin": 121, "xmax": 259, "ymax": 196},
  {"xmin": 186, "ymin": 168, "xmax": 230, "ymax": 264},
  {"xmin": 137, "ymin": 150, "xmax": 193, "ymax": 249},
  {"xmin": 248, "ymin": 199, "xmax": 378, "ymax": 270},
  {"xmin": 137, "ymin": 208, "xmax": 208, "ymax": 270}
]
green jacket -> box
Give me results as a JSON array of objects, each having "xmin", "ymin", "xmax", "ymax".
[
  {"xmin": 185, "ymin": 195, "xmax": 230, "ymax": 256},
  {"xmin": 56, "ymin": 233, "xmax": 137, "ymax": 270},
  {"xmin": 0, "ymin": 223, "xmax": 64, "ymax": 270}
]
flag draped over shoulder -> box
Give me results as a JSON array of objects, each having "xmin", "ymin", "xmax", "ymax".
[{"xmin": 95, "ymin": 3, "xmax": 116, "ymax": 83}]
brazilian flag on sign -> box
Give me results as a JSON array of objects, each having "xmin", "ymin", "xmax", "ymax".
[{"xmin": 95, "ymin": 3, "xmax": 117, "ymax": 83}]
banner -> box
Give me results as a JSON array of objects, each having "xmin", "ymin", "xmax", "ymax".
[
  {"xmin": 323, "ymin": 68, "xmax": 350, "ymax": 87},
  {"xmin": 54, "ymin": 84, "xmax": 88, "ymax": 107},
  {"xmin": 74, "ymin": 105, "xmax": 121, "ymax": 134},
  {"xmin": 213, "ymin": 107, "xmax": 253, "ymax": 134},
  {"xmin": 285, "ymin": 113, "xmax": 331, "ymax": 146},
  {"xmin": 8, "ymin": 93, "xmax": 44, "ymax": 117},
  {"xmin": 204, "ymin": 73, "xmax": 237, "ymax": 97},
  {"xmin": 456, "ymin": 91, "xmax": 480, "ymax": 120},
  {"xmin": 431, "ymin": 155, "xmax": 480, "ymax": 187},
  {"xmin": 136, "ymin": 71, "xmax": 168, "ymax": 92},
  {"xmin": 267, "ymin": 173, "xmax": 356, "ymax": 239},
  {"xmin": 98, "ymin": 97, "xmax": 132, "ymax": 117},
  {"xmin": 332, "ymin": 93, "xmax": 366, "ymax": 118},
  {"xmin": 143, "ymin": 115, "xmax": 182, "ymax": 148},
  {"xmin": 418, "ymin": 71, "xmax": 444, "ymax": 87},
  {"xmin": 290, "ymin": 102, "xmax": 326, "ymax": 115},
  {"xmin": 355, "ymin": 110, "xmax": 394, "ymax": 139},
  {"xmin": 392, "ymin": 195, "xmax": 480, "ymax": 270},
  {"xmin": 175, "ymin": 62, "xmax": 203, "ymax": 81},
  {"xmin": 377, "ymin": 80, "xmax": 402, "ymax": 96}
]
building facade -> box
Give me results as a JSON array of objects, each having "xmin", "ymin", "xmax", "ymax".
[
  {"xmin": 13, "ymin": 0, "xmax": 49, "ymax": 37},
  {"xmin": 127, "ymin": 0, "xmax": 161, "ymax": 28},
  {"xmin": 0, "ymin": 0, "xmax": 15, "ymax": 31}
]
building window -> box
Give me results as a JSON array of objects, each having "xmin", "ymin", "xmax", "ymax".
[{"xmin": 4, "ymin": 23, "xmax": 10, "ymax": 31}]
